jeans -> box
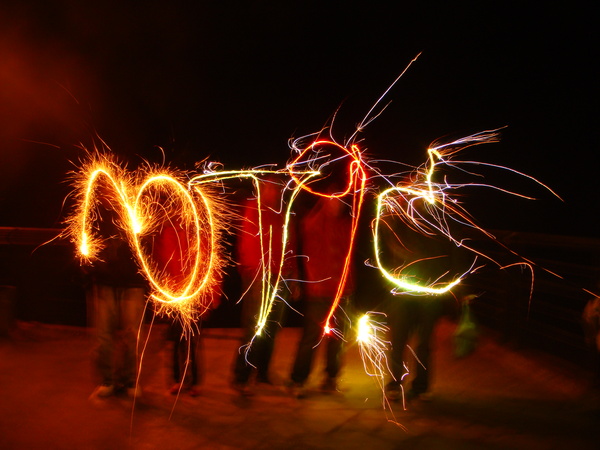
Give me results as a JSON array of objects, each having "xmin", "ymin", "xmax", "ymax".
[{"xmin": 90, "ymin": 284, "xmax": 145, "ymax": 387}]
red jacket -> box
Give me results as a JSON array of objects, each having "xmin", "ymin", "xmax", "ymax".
[
  {"xmin": 300, "ymin": 197, "xmax": 355, "ymax": 299},
  {"xmin": 236, "ymin": 183, "xmax": 297, "ymax": 281}
]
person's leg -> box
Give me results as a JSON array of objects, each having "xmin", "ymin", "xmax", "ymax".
[
  {"xmin": 321, "ymin": 334, "xmax": 343, "ymax": 392},
  {"xmin": 255, "ymin": 296, "xmax": 286, "ymax": 383},
  {"xmin": 167, "ymin": 320, "xmax": 184, "ymax": 394},
  {"xmin": 411, "ymin": 298, "xmax": 443, "ymax": 396},
  {"xmin": 388, "ymin": 299, "xmax": 414, "ymax": 381},
  {"xmin": 323, "ymin": 298, "xmax": 350, "ymax": 387},
  {"xmin": 290, "ymin": 300, "xmax": 328, "ymax": 385},
  {"xmin": 92, "ymin": 284, "xmax": 117, "ymax": 393},
  {"xmin": 233, "ymin": 282, "xmax": 261, "ymax": 385},
  {"xmin": 186, "ymin": 332, "xmax": 202, "ymax": 396},
  {"xmin": 119, "ymin": 286, "xmax": 145, "ymax": 392},
  {"xmin": 188, "ymin": 332, "xmax": 200, "ymax": 386},
  {"xmin": 92, "ymin": 285, "xmax": 116, "ymax": 385},
  {"xmin": 386, "ymin": 297, "xmax": 416, "ymax": 399}
]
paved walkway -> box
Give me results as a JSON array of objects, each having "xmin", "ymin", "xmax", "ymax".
[{"xmin": 1, "ymin": 319, "xmax": 598, "ymax": 449}]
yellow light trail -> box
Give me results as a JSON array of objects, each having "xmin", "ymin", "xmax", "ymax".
[
  {"xmin": 371, "ymin": 130, "xmax": 515, "ymax": 295},
  {"xmin": 189, "ymin": 168, "xmax": 320, "ymax": 341}
]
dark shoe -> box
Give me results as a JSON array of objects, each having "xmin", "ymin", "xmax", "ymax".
[
  {"xmin": 405, "ymin": 387, "xmax": 433, "ymax": 402},
  {"xmin": 170, "ymin": 383, "xmax": 182, "ymax": 395},
  {"xmin": 127, "ymin": 385, "xmax": 142, "ymax": 399},
  {"xmin": 320, "ymin": 377, "xmax": 338, "ymax": 393},
  {"xmin": 256, "ymin": 374, "xmax": 272, "ymax": 385},
  {"xmin": 232, "ymin": 381, "xmax": 253, "ymax": 397},
  {"xmin": 419, "ymin": 392, "xmax": 433, "ymax": 402},
  {"xmin": 286, "ymin": 380, "xmax": 306, "ymax": 399},
  {"xmin": 385, "ymin": 381, "xmax": 401, "ymax": 402}
]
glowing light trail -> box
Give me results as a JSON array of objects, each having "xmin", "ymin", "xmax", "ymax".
[
  {"xmin": 370, "ymin": 130, "xmax": 538, "ymax": 295},
  {"xmin": 190, "ymin": 168, "xmax": 320, "ymax": 340},
  {"xmin": 66, "ymin": 153, "xmax": 227, "ymax": 330},
  {"xmin": 288, "ymin": 140, "xmax": 368, "ymax": 335}
]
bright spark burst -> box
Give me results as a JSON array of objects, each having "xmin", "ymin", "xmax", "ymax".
[
  {"xmin": 356, "ymin": 313, "xmax": 407, "ymax": 427},
  {"xmin": 357, "ymin": 313, "xmax": 391, "ymax": 382}
]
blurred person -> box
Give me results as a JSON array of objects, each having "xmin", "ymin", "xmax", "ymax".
[
  {"xmin": 156, "ymin": 223, "xmax": 221, "ymax": 398},
  {"xmin": 378, "ymin": 201, "xmax": 457, "ymax": 403},
  {"xmin": 166, "ymin": 300, "xmax": 220, "ymax": 397},
  {"xmin": 85, "ymin": 194, "xmax": 146, "ymax": 400},
  {"xmin": 288, "ymin": 194, "xmax": 355, "ymax": 398},
  {"xmin": 384, "ymin": 293, "xmax": 446, "ymax": 402},
  {"xmin": 232, "ymin": 177, "xmax": 297, "ymax": 395}
]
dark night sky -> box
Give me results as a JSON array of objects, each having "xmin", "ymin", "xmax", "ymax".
[{"xmin": 0, "ymin": 1, "xmax": 597, "ymax": 237}]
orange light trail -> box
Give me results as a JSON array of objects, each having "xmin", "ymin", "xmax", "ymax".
[
  {"xmin": 66, "ymin": 153, "xmax": 228, "ymax": 330},
  {"xmin": 288, "ymin": 140, "xmax": 367, "ymax": 335}
]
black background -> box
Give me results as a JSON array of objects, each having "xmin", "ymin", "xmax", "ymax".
[{"xmin": 0, "ymin": 1, "xmax": 597, "ymax": 237}]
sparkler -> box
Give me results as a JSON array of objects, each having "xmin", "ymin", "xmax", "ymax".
[{"xmin": 356, "ymin": 313, "xmax": 391, "ymax": 391}]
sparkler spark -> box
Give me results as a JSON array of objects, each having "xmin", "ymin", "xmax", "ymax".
[
  {"xmin": 357, "ymin": 313, "xmax": 391, "ymax": 382},
  {"xmin": 65, "ymin": 152, "xmax": 228, "ymax": 330},
  {"xmin": 356, "ymin": 313, "xmax": 407, "ymax": 427}
]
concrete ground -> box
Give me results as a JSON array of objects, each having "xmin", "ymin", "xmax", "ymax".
[{"xmin": 1, "ymin": 318, "xmax": 598, "ymax": 449}]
